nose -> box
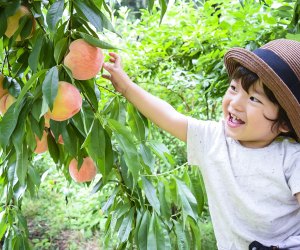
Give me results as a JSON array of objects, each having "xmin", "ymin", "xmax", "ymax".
[{"xmin": 230, "ymin": 93, "xmax": 245, "ymax": 111}]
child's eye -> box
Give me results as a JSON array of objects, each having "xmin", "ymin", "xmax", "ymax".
[
  {"xmin": 250, "ymin": 96, "xmax": 261, "ymax": 103},
  {"xmin": 230, "ymin": 85, "xmax": 236, "ymax": 91}
]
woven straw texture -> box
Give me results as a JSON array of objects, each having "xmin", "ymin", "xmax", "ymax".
[{"xmin": 224, "ymin": 39, "xmax": 300, "ymax": 140}]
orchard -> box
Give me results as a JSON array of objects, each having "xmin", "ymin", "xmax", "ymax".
[{"xmin": 0, "ymin": 0, "xmax": 299, "ymax": 249}]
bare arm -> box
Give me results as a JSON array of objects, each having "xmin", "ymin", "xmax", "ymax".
[{"xmin": 102, "ymin": 52, "xmax": 188, "ymax": 142}]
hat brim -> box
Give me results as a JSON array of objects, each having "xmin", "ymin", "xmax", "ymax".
[{"xmin": 224, "ymin": 48, "xmax": 300, "ymax": 140}]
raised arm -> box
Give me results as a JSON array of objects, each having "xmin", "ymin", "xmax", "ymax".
[{"xmin": 102, "ymin": 52, "xmax": 188, "ymax": 142}]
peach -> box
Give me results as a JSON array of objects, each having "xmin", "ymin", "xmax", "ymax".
[
  {"xmin": 5, "ymin": 5, "xmax": 36, "ymax": 41},
  {"xmin": 46, "ymin": 81, "xmax": 82, "ymax": 121},
  {"xmin": 0, "ymin": 93, "xmax": 16, "ymax": 115},
  {"xmin": 34, "ymin": 130, "xmax": 48, "ymax": 154},
  {"xmin": 0, "ymin": 74, "xmax": 8, "ymax": 99},
  {"xmin": 64, "ymin": 39, "xmax": 104, "ymax": 80},
  {"xmin": 69, "ymin": 157, "xmax": 97, "ymax": 183}
]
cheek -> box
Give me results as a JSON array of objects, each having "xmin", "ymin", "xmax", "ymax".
[{"xmin": 222, "ymin": 94, "xmax": 229, "ymax": 113}]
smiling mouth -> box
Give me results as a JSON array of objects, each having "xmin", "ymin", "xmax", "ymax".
[{"xmin": 228, "ymin": 113, "xmax": 245, "ymax": 125}]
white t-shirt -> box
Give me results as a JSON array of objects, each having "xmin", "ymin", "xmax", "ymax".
[{"xmin": 187, "ymin": 118, "xmax": 300, "ymax": 250}]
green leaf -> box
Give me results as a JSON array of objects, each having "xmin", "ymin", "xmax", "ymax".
[
  {"xmin": 190, "ymin": 171, "xmax": 205, "ymax": 215},
  {"xmin": 154, "ymin": 215, "xmax": 171, "ymax": 250},
  {"xmin": 76, "ymin": 79, "xmax": 98, "ymax": 111},
  {"xmin": 147, "ymin": 213, "xmax": 171, "ymax": 250},
  {"xmin": 0, "ymin": 211, "xmax": 7, "ymax": 241},
  {"xmin": 137, "ymin": 210, "xmax": 150, "ymax": 250},
  {"xmin": 19, "ymin": 15, "xmax": 34, "ymax": 40},
  {"xmin": 0, "ymin": 102, "xmax": 23, "ymax": 149},
  {"xmin": 118, "ymin": 207, "xmax": 135, "ymax": 243},
  {"xmin": 148, "ymin": 140, "xmax": 174, "ymax": 167},
  {"xmin": 102, "ymin": 186, "xmax": 119, "ymax": 212},
  {"xmin": 15, "ymin": 143, "xmax": 29, "ymax": 186},
  {"xmin": 148, "ymin": 0, "xmax": 155, "ymax": 12},
  {"xmin": 42, "ymin": 66, "xmax": 58, "ymax": 110},
  {"xmin": 108, "ymin": 119, "xmax": 140, "ymax": 183},
  {"xmin": 127, "ymin": 104, "xmax": 146, "ymax": 141},
  {"xmin": 47, "ymin": 133, "xmax": 60, "ymax": 163},
  {"xmin": 98, "ymin": 11, "xmax": 119, "ymax": 35},
  {"xmin": 158, "ymin": 182, "xmax": 171, "ymax": 219},
  {"xmin": 139, "ymin": 143, "xmax": 155, "ymax": 172},
  {"xmin": 46, "ymin": 0, "xmax": 65, "ymax": 32},
  {"xmin": 173, "ymin": 219, "xmax": 189, "ymax": 250},
  {"xmin": 28, "ymin": 32, "xmax": 44, "ymax": 73},
  {"xmin": 54, "ymin": 37, "xmax": 68, "ymax": 64},
  {"xmin": 141, "ymin": 177, "xmax": 160, "ymax": 215},
  {"xmin": 175, "ymin": 178, "xmax": 198, "ymax": 224},
  {"xmin": 83, "ymin": 119, "xmax": 113, "ymax": 179},
  {"xmin": 73, "ymin": 0, "xmax": 103, "ymax": 32},
  {"xmin": 78, "ymin": 32, "xmax": 117, "ymax": 49},
  {"xmin": 159, "ymin": 0, "xmax": 168, "ymax": 24},
  {"xmin": 61, "ymin": 123, "xmax": 78, "ymax": 157},
  {"xmin": 15, "ymin": 70, "xmax": 47, "ymax": 109},
  {"xmin": 0, "ymin": 9, "xmax": 7, "ymax": 38}
]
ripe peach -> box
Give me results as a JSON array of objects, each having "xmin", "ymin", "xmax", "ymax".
[
  {"xmin": 34, "ymin": 130, "xmax": 48, "ymax": 154},
  {"xmin": 69, "ymin": 157, "xmax": 97, "ymax": 183},
  {"xmin": 0, "ymin": 74, "xmax": 8, "ymax": 99},
  {"xmin": 47, "ymin": 81, "xmax": 82, "ymax": 121},
  {"xmin": 64, "ymin": 39, "xmax": 104, "ymax": 80},
  {"xmin": 0, "ymin": 93, "xmax": 16, "ymax": 115},
  {"xmin": 5, "ymin": 5, "xmax": 36, "ymax": 41}
]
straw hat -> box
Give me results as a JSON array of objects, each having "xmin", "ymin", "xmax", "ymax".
[{"xmin": 224, "ymin": 39, "xmax": 300, "ymax": 140}]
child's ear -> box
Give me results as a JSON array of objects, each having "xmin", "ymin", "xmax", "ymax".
[{"xmin": 279, "ymin": 122, "xmax": 289, "ymax": 133}]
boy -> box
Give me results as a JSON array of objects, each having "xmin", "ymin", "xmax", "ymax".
[{"xmin": 103, "ymin": 39, "xmax": 300, "ymax": 250}]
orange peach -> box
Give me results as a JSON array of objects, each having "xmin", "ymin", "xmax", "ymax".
[
  {"xmin": 0, "ymin": 93, "xmax": 16, "ymax": 115},
  {"xmin": 5, "ymin": 5, "xmax": 36, "ymax": 41},
  {"xmin": 34, "ymin": 130, "xmax": 48, "ymax": 154},
  {"xmin": 69, "ymin": 157, "xmax": 97, "ymax": 183},
  {"xmin": 64, "ymin": 39, "xmax": 104, "ymax": 80},
  {"xmin": 0, "ymin": 74, "xmax": 8, "ymax": 99},
  {"xmin": 46, "ymin": 81, "xmax": 82, "ymax": 121}
]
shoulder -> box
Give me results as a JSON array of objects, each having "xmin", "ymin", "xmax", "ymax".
[
  {"xmin": 275, "ymin": 137, "xmax": 300, "ymax": 156},
  {"xmin": 187, "ymin": 117, "xmax": 223, "ymax": 135}
]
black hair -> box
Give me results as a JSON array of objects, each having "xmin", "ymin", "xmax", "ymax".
[{"xmin": 231, "ymin": 65, "xmax": 298, "ymax": 142}]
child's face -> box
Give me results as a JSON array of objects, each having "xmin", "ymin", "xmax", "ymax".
[{"xmin": 222, "ymin": 79, "xmax": 284, "ymax": 148}]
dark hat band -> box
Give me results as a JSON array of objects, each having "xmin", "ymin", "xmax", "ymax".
[{"xmin": 253, "ymin": 48, "xmax": 300, "ymax": 103}]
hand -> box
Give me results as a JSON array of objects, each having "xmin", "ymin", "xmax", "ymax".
[{"xmin": 102, "ymin": 52, "xmax": 132, "ymax": 95}]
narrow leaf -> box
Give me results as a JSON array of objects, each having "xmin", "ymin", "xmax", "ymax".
[
  {"xmin": 141, "ymin": 177, "xmax": 160, "ymax": 215},
  {"xmin": 108, "ymin": 119, "xmax": 140, "ymax": 182},
  {"xmin": 73, "ymin": 0, "xmax": 103, "ymax": 32},
  {"xmin": 42, "ymin": 66, "xmax": 58, "ymax": 110},
  {"xmin": 54, "ymin": 37, "xmax": 68, "ymax": 64},
  {"xmin": 78, "ymin": 32, "xmax": 117, "ymax": 49},
  {"xmin": 118, "ymin": 207, "xmax": 135, "ymax": 243},
  {"xmin": 46, "ymin": 0, "xmax": 65, "ymax": 31},
  {"xmin": 28, "ymin": 31, "xmax": 44, "ymax": 73}
]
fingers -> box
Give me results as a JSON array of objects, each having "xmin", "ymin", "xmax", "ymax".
[
  {"xmin": 108, "ymin": 52, "xmax": 121, "ymax": 67},
  {"xmin": 102, "ymin": 74, "xmax": 111, "ymax": 80}
]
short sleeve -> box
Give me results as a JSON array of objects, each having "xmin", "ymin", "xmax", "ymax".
[
  {"xmin": 187, "ymin": 117, "xmax": 222, "ymax": 166},
  {"xmin": 286, "ymin": 153, "xmax": 300, "ymax": 195}
]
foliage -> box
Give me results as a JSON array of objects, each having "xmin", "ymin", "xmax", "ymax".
[
  {"xmin": 110, "ymin": 0, "xmax": 298, "ymax": 165},
  {"xmin": 0, "ymin": 0, "xmax": 299, "ymax": 249},
  {"xmin": 22, "ymin": 154, "xmax": 106, "ymax": 249}
]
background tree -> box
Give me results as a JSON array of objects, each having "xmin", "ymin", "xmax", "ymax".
[{"xmin": 0, "ymin": 0, "xmax": 299, "ymax": 249}]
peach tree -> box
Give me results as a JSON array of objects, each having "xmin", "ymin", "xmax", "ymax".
[{"xmin": 0, "ymin": 0, "xmax": 205, "ymax": 249}]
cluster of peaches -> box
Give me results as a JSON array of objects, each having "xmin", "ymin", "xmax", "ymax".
[{"xmin": 2, "ymin": 5, "xmax": 105, "ymax": 183}]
